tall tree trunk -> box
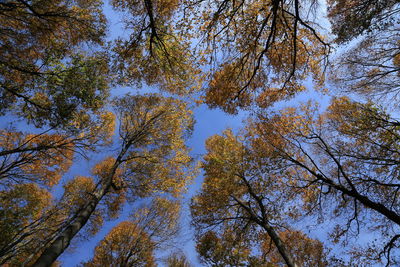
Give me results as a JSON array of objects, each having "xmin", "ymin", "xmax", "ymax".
[
  {"xmin": 32, "ymin": 145, "xmax": 128, "ymax": 267},
  {"xmin": 231, "ymin": 195, "xmax": 298, "ymax": 267},
  {"xmin": 32, "ymin": 184, "xmax": 109, "ymax": 267},
  {"xmin": 261, "ymin": 222, "xmax": 298, "ymax": 267},
  {"xmin": 32, "ymin": 110, "xmax": 165, "ymax": 266}
]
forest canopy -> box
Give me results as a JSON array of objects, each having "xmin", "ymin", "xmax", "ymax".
[{"xmin": 1, "ymin": 0, "xmax": 400, "ymax": 266}]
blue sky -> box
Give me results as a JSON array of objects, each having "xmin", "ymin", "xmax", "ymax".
[
  {"xmin": 5, "ymin": 1, "xmax": 346, "ymax": 266},
  {"xmin": 57, "ymin": 5, "xmax": 333, "ymax": 262},
  {"xmin": 57, "ymin": 99, "xmax": 248, "ymax": 266},
  {"xmin": 58, "ymin": 84, "xmax": 331, "ymax": 266},
  {"xmin": 53, "ymin": 5, "xmax": 249, "ymax": 265},
  {"xmin": 3, "ymin": 0, "xmax": 397, "ymax": 265}
]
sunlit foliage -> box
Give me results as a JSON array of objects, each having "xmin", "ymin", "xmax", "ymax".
[{"xmin": 2, "ymin": 0, "xmax": 400, "ymax": 266}]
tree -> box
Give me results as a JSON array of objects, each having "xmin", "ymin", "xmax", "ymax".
[
  {"xmin": 259, "ymin": 229, "xmax": 328, "ymax": 266},
  {"xmin": 196, "ymin": 228, "xmax": 261, "ymax": 266},
  {"xmin": 249, "ymin": 97, "xmax": 400, "ymax": 265},
  {"xmin": 327, "ymin": 0, "xmax": 400, "ymax": 43},
  {"xmin": 32, "ymin": 94, "xmax": 195, "ymax": 266},
  {"xmin": 0, "ymin": 0, "xmax": 109, "ymax": 128},
  {"xmin": 181, "ymin": 0, "xmax": 329, "ymax": 113},
  {"xmin": 327, "ymin": 0, "xmax": 400, "ymax": 104},
  {"xmin": 196, "ymin": 228, "xmax": 328, "ymax": 266},
  {"xmin": 191, "ymin": 129, "xmax": 327, "ymax": 267},
  {"xmin": 111, "ymin": 0, "xmax": 201, "ymax": 95},
  {"xmin": 165, "ymin": 252, "xmax": 193, "ymax": 267},
  {"xmin": 0, "ymin": 4, "xmax": 115, "ymax": 249},
  {"xmin": 130, "ymin": 198, "xmax": 182, "ymax": 250},
  {"xmin": 84, "ymin": 197, "xmax": 182, "ymax": 266},
  {"xmin": 0, "ymin": 113, "xmax": 115, "ymax": 264},
  {"xmin": 84, "ymin": 221, "xmax": 156, "ymax": 267},
  {"xmin": 330, "ymin": 25, "xmax": 400, "ymax": 104}
]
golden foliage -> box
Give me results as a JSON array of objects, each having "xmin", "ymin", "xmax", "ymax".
[
  {"xmin": 84, "ymin": 221, "xmax": 156, "ymax": 267},
  {"xmin": 114, "ymin": 94, "xmax": 196, "ymax": 198},
  {"xmin": 0, "ymin": 131, "xmax": 74, "ymax": 187},
  {"xmin": 260, "ymin": 230, "xmax": 329, "ymax": 267},
  {"xmin": 182, "ymin": 0, "xmax": 328, "ymax": 113}
]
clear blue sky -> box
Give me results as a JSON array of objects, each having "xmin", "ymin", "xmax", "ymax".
[
  {"xmin": 1, "ymin": 0, "xmax": 390, "ymax": 266},
  {"xmin": 57, "ymin": 2, "xmax": 250, "ymax": 265},
  {"xmin": 56, "ymin": 1, "xmax": 333, "ymax": 266},
  {"xmin": 58, "ymin": 103, "xmax": 248, "ymax": 266}
]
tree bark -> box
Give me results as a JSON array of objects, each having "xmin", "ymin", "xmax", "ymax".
[
  {"xmin": 32, "ymin": 185, "xmax": 108, "ymax": 267},
  {"xmin": 231, "ymin": 195, "xmax": 298, "ymax": 267},
  {"xmin": 261, "ymin": 223, "xmax": 298, "ymax": 267},
  {"xmin": 32, "ymin": 144, "xmax": 128, "ymax": 267},
  {"xmin": 32, "ymin": 110, "xmax": 166, "ymax": 266}
]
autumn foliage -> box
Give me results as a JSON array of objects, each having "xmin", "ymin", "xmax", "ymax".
[{"xmin": 1, "ymin": 0, "xmax": 400, "ymax": 266}]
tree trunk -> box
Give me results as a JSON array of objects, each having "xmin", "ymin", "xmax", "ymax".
[
  {"xmin": 32, "ymin": 144, "xmax": 128, "ymax": 267},
  {"xmin": 231, "ymin": 195, "xmax": 298, "ymax": 267},
  {"xmin": 261, "ymin": 222, "xmax": 298, "ymax": 267},
  {"xmin": 32, "ymin": 182, "xmax": 109, "ymax": 267}
]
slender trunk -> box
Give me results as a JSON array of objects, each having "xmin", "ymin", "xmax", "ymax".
[
  {"xmin": 32, "ymin": 183, "xmax": 109, "ymax": 267},
  {"xmin": 32, "ymin": 111, "xmax": 164, "ymax": 266},
  {"xmin": 231, "ymin": 195, "xmax": 298, "ymax": 267},
  {"xmin": 32, "ymin": 143, "xmax": 129, "ymax": 267},
  {"xmin": 261, "ymin": 222, "xmax": 298, "ymax": 267}
]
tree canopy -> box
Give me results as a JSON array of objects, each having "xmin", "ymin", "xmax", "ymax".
[{"xmin": 1, "ymin": 0, "xmax": 400, "ymax": 266}]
